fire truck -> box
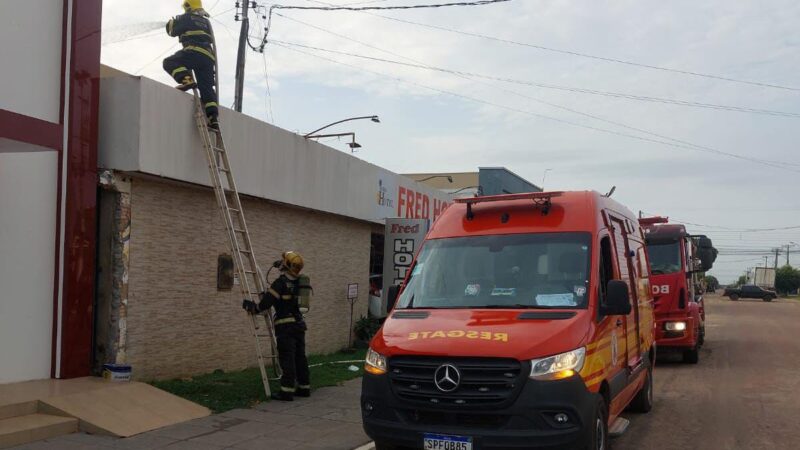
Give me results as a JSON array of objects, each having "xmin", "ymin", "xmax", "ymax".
[
  {"xmin": 362, "ymin": 192, "xmax": 656, "ymax": 449},
  {"xmin": 638, "ymin": 217, "xmax": 716, "ymax": 364}
]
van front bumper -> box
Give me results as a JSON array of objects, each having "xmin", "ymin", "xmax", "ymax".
[{"xmin": 361, "ymin": 372, "xmax": 597, "ymax": 450}]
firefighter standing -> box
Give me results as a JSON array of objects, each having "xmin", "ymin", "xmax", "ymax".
[
  {"xmin": 242, "ymin": 251, "xmax": 311, "ymax": 401},
  {"xmin": 162, "ymin": 0, "xmax": 220, "ymax": 129}
]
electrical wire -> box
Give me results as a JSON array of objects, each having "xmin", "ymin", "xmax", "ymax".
[
  {"xmin": 268, "ymin": 41, "xmax": 800, "ymax": 173},
  {"xmin": 361, "ymin": 10, "xmax": 800, "ymax": 92},
  {"xmin": 261, "ymin": 51, "xmax": 276, "ymax": 123},
  {"xmin": 269, "ymin": 39, "xmax": 800, "ymax": 119},
  {"xmin": 271, "ymin": 13, "xmax": 800, "ymax": 170},
  {"xmin": 250, "ymin": 0, "xmax": 513, "ymax": 52}
]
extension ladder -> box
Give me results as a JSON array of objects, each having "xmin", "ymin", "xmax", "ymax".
[{"xmin": 191, "ymin": 89, "xmax": 281, "ymax": 398}]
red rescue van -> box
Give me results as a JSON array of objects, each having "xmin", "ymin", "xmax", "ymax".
[
  {"xmin": 639, "ymin": 217, "xmax": 716, "ymax": 363},
  {"xmin": 362, "ymin": 191, "xmax": 655, "ymax": 450}
]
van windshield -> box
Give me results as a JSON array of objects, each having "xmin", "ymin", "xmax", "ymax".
[
  {"xmin": 646, "ymin": 241, "xmax": 682, "ymax": 274},
  {"xmin": 396, "ymin": 233, "xmax": 592, "ymax": 310}
]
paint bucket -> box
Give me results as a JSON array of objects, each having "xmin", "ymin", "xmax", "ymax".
[{"xmin": 102, "ymin": 364, "xmax": 132, "ymax": 381}]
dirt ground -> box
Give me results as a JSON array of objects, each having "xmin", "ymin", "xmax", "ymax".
[{"xmin": 614, "ymin": 293, "xmax": 800, "ymax": 450}]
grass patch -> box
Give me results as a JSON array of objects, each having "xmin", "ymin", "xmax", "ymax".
[{"xmin": 151, "ymin": 349, "xmax": 366, "ymax": 413}]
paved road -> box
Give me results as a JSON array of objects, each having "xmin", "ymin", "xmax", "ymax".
[{"xmin": 615, "ymin": 294, "xmax": 800, "ymax": 450}]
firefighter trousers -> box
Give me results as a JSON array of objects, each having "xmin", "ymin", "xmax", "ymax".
[
  {"xmin": 276, "ymin": 323, "xmax": 310, "ymax": 394},
  {"xmin": 162, "ymin": 48, "xmax": 218, "ymax": 119}
]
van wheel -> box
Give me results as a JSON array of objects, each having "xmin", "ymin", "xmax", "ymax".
[
  {"xmin": 763, "ymin": 295, "xmax": 773, "ymax": 302},
  {"xmin": 730, "ymin": 294, "xmax": 739, "ymax": 301},
  {"xmin": 629, "ymin": 367, "xmax": 653, "ymax": 413},
  {"xmin": 586, "ymin": 396, "xmax": 609, "ymax": 450},
  {"xmin": 683, "ymin": 346, "xmax": 699, "ymax": 364}
]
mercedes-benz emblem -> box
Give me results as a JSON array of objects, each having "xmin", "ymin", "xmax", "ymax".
[{"xmin": 434, "ymin": 364, "xmax": 461, "ymax": 392}]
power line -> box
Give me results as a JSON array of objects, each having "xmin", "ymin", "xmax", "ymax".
[
  {"xmin": 270, "ymin": 39, "xmax": 800, "ymax": 119},
  {"xmin": 362, "ymin": 10, "xmax": 800, "ymax": 92},
  {"xmin": 252, "ymin": 0, "xmax": 513, "ymax": 52},
  {"xmin": 269, "ymin": 41, "xmax": 800, "ymax": 173},
  {"xmin": 261, "ymin": 51, "xmax": 275, "ymax": 123},
  {"xmin": 268, "ymin": 38, "xmax": 800, "ymax": 170},
  {"xmin": 270, "ymin": 13, "xmax": 800, "ymax": 170}
]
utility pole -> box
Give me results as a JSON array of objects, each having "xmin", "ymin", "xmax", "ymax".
[
  {"xmin": 788, "ymin": 244, "xmax": 791, "ymax": 266},
  {"xmin": 774, "ymin": 248, "xmax": 779, "ymax": 270},
  {"xmin": 234, "ymin": 1, "xmax": 251, "ymax": 112}
]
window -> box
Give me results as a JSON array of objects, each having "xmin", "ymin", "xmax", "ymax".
[
  {"xmin": 646, "ymin": 241, "xmax": 682, "ymax": 274},
  {"xmin": 396, "ymin": 233, "xmax": 592, "ymax": 310},
  {"xmin": 598, "ymin": 236, "xmax": 614, "ymax": 304}
]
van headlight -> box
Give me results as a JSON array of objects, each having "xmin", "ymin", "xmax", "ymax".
[
  {"xmin": 530, "ymin": 348, "xmax": 585, "ymax": 380},
  {"xmin": 365, "ymin": 348, "xmax": 387, "ymax": 375}
]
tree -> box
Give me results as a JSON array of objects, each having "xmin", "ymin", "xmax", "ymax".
[
  {"xmin": 704, "ymin": 275, "xmax": 719, "ymax": 292},
  {"xmin": 775, "ymin": 265, "xmax": 800, "ymax": 295},
  {"xmin": 736, "ymin": 275, "xmax": 748, "ymax": 287}
]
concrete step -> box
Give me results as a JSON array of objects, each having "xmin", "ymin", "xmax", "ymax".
[
  {"xmin": 0, "ymin": 402, "xmax": 37, "ymax": 421},
  {"xmin": 0, "ymin": 414, "xmax": 78, "ymax": 449}
]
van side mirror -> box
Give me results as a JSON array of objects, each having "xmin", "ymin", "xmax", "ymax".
[
  {"xmin": 601, "ymin": 280, "xmax": 632, "ymax": 316},
  {"xmin": 387, "ymin": 284, "xmax": 401, "ymax": 313}
]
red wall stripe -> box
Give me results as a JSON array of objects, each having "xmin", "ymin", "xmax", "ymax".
[
  {"xmin": 0, "ymin": 109, "xmax": 63, "ymax": 151},
  {"xmin": 56, "ymin": 0, "xmax": 103, "ymax": 379}
]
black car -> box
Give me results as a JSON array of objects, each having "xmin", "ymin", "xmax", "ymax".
[{"xmin": 724, "ymin": 285, "xmax": 777, "ymax": 302}]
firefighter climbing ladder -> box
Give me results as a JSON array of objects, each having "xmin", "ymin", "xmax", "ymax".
[{"xmin": 190, "ymin": 89, "xmax": 281, "ymax": 397}]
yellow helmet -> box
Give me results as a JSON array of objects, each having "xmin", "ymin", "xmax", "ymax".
[
  {"xmin": 182, "ymin": 0, "xmax": 203, "ymax": 12},
  {"xmin": 281, "ymin": 251, "xmax": 304, "ymax": 277}
]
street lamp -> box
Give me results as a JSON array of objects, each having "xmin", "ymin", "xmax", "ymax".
[
  {"xmin": 303, "ymin": 115, "xmax": 380, "ymax": 138},
  {"xmin": 417, "ymin": 175, "xmax": 453, "ymax": 183},
  {"xmin": 305, "ymin": 132, "xmax": 362, "ymax": 152},
  {"xmin": 450, "ymin": 185, "xmax": 483, "ymax": 196}
]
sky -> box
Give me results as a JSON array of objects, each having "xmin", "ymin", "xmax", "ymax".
[{"xmin": 100, "ymin": 0, "xmax": 800, "ymax": 283}]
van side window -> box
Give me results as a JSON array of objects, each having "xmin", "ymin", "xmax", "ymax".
[{"xmin": 599, "ymin": 236, "xmax": 614, "ymax": 304}]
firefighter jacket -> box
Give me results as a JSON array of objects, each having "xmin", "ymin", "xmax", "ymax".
[
  {"xmin": 258, "ymin": 274, "xmax": 305, "ymax": 328},
  {"xmin": 166, "ymin": 11, "xmax": 216, "ymax": 60}
]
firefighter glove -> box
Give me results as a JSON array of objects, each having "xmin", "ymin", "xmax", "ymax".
[{"xmin": 242, "ymin": 299, "xmax": 259, "ymax": 314}]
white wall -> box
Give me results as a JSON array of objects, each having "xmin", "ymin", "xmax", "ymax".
[
  {"xmin": 0, "ymin": 0, "xmax": 63, "ymax": 122},
  {"xmin": 99, "ymin": 75, "xmax": 453, "ymax": 224},
  {"xmin": 0, "ymin": 150, "xmax": 58, "ymax": 383}
]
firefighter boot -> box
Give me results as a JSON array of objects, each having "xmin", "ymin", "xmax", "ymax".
[
  {"xmin": 271, "ymin": 391, "xmax": 294, "ymax": 402},
  {"xmin": 208, "ymin": 115, "xmax": 220, "ymax": 131},
  {"xmin": 296, "ymin": 387, "xmax": 311, "ymax": 398},
  {"xmin": 176, "ymin": 75, "xmax": 197, "ymax": 91}
]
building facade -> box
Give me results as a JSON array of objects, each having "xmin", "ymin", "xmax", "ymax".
[
  {"xmin": 405, "ymin": 167, "xmax": 541, "ymax": 197},
  {"xmin": 0, "ymin": 0, "xmax": 102, "ymax": 383},
  {"xmin": 95, "ymin": 73, "xmax": 453, "ymax": 380}
]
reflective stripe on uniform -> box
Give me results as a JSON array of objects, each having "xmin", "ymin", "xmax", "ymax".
[
  {"xmin": 281, "ymin": 295, "xmax": 293, "ymax": 300},
  {"xmin": 280, "ymin": 386, "xmax": 296, "ymax": 393},
  {"xmin": 204, "ymin": 102, "xmax": 218, "ymax": 108},
  {"xmin": 184, "ymin": 45, "xmax": 216, "ymax": 61},
  {"xmin": 171, "ymin": 66, "xmax": 189, "ymax": 77},
  {"xmin": 181, "ymin": 30, "xmax": 212, "ymax": 38},
  {"xmin": 267, "ymin": 288, "xmax": 280, "ymax": 298},
  {"xmin": 297, "ymin": 384, "xmax": 310, "ymax": 389},
  {"xmin": 274, "ymin": 317, "xmax": 296, "ymax": 325}
]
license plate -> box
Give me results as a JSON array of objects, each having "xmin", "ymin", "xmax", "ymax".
[{"xmin": 423, "ymin": 433, "xmax": 472, "ymax": 450}]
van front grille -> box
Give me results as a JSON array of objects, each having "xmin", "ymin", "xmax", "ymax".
[{"xmin": 388, "ymin": 356, "xmax": 525, "ymax": 407}]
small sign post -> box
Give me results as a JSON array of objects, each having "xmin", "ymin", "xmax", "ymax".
[{"xmin": 347, "ymin": 283, "xmax": 359, "ymax": 349}]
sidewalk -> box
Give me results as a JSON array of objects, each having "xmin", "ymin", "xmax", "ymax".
[{"xmin": 11, "ymin": 378, "xmax": 371, "ymax": 450}]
